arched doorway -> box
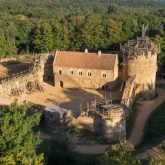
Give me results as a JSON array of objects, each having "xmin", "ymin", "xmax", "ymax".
[
  {"xmin": 59, "ymin": 81, "xmax": 64, "ymax": 88},
  {"xmin": 102, "ymin": 85, "xmax": 105, "ymax": 90}
]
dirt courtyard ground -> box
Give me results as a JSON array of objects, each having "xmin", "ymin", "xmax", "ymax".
[
  {"xmin": 0, "ymin": 82, "xmax": 121, "ymax": 154},
  {"xmin": 0, "ymin": 83, "xmax": 121, "ymax": 116}
]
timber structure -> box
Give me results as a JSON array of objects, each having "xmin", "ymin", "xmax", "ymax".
[
  {"xmin": 80, "ymin": 98, "xmax": 126, "ymax": 141},
  {"xmin": 0, "ymin": 25, "xmax": 160, "ymax": 142},
  {"xmin": 120, "ymin": 25, "xmax": 160, "ymax": 98}
]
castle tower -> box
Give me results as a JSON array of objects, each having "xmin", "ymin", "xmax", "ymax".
[{"xmin": 120, "ymin": 25, "xmax": 160, "ymax": 99}]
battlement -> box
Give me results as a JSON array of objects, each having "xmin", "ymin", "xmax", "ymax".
[{"xmin": 80, "ymin": 98, "xmax": 125, "ymax": 120}]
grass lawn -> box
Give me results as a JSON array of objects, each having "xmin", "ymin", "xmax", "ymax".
[
  {"xmin": 69, "ymin": 125, "xmax": 110, "ymax": 144},
  {"xmin": 126, "ymin": 99, "xmax": 140, "ymax": 139},
  {"xmin": 139, "ymin": 101, "xmax": 165, "ymax": 148},
  {"xmin": 70, "ymin": 152, "xmax": 102, "ymax": 165}
]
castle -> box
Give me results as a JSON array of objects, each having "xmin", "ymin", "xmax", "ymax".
[
  {"xmin": 53, "ymin": 27, "xmax": 160, "ymax": 99},
  {"xmin": 0, "ymin": 25, "xmax": 159, "ymax": 100},
  {"xmin": 120, "ymin": 33, "xmax": 160, "ymax": 98},
  {"xmin": 0, "ymin": 25, "xmax": 160, "ymax": 141}
]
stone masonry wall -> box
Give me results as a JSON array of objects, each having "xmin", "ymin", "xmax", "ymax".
[
  {"xmin": 54, "ymin": 66, "xmax": 118, "ymax": 90},
  {"xmin": 53, "ymin": 55, "xmax": 118, "ymax": 90},
  {"xmin": 93, "ymin": 106, "xmax": 126, "ymax": 141},
  {"xmin": 126, "ymin": 52, "xmax": 157, "ymax": 97},
  {"xmin": 0, "ymin": 70, "xmax": 39, "ymax": 95}
]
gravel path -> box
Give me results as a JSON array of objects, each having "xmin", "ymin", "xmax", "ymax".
[{"xmin": 129, "ymin": 88, "xmax": 165, "ymax": 146}]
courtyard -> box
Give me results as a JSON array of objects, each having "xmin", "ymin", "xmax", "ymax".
[{"xmin": 0, "ymin": 82, "xmax": 122, "ymax": 117}]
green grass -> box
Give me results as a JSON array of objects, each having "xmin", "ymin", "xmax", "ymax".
[
  {"xmin": 126, "ymin": 99, "xmax": 140, "ymax": 139},
  {"xmin": 38, "ymin": 129, "xmax": 103, "ymax": 165},
  {"xmin": 69, "ymin": 125, "xmax": 110, "ymax": 144},
  {"xmin": 139, "ymin": 101, "xmax": 165, "ymax": 148},
  {"xmin": 156, "ymin": 83, "xmax": 165, "ymax": 89},
  {"xmin": 70, "ymin": 152, "xmax": 102, "ymax": 165}
]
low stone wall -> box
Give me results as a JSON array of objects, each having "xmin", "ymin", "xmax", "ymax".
[
  {"xmin": 0, "ymin": 69, "xmax": 41, "ymax": 95},
  {"xmin": 0, "ymin": 53, "xmax": 53, "ymax": 96}
]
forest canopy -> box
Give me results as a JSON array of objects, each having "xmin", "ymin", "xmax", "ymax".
[{"xmin": 0, "ymin": 0, "xmax": 164, "ymax": 56}]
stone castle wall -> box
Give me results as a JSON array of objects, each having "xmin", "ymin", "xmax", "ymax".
[
  {"xmin": 79, "ymin": 102, "xmax": 126, "ymax": 141},
  {"xmin": 121, "ymin": 76, "xmax": 136, "ymax": 110},
  {"xmin": 54, "ymin": 66, "xmax": 118, "ymax": 90},
  {"xmin": 93, "ymin": 110, "xmax": 126, "ymax": 141},
  {"xmin": 126, "ymin": 52, "xmax": 157, "ymax": 97},
  {"xmin": 0, "ymin": 69, "xmax": 40, "ymax": 95},
  {"xmin": 0, "ymin": 53, "xmax": 51, "ymax": 96}
]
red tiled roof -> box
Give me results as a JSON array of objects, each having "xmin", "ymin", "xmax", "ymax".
[{"xmin": 54, "ymin": 51, "xmax": 117, "ymax": 70}]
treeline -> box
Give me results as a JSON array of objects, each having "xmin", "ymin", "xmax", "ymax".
[{"xmin": 0, "ymin": 0, "xmax": 165, "ymax": 56}]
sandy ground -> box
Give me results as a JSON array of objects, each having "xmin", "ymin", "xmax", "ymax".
[
  {"xmin": 0, "ymin": 82, "xmax": 120, "ymax": 117},
  {"xmin": 129, "ymin": 88, "xmax": 165, "ymax": 146}
]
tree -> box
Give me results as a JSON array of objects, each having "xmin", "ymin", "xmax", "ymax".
[
  {"xmin": 31, "ymin": 21, "xmax": 54, "ymax": 53},
  {"xmin": 16, "ymin": 19, "xmax": 34, "ymax": 54},
  {"xmin": 39, "ymin": 132, "xmax": 76, "ymax": 165},
  {"xmin": 0, "ymin": 152, "xmax": 43, "ymax": 165},
  {"xmin": 0, "ymin": 28, "xmax": 8, "ymax": 56},
  {"xmin": 149, "ymin": 154, "xmax": 165, "ymax": 165},
  {"xmin": 99, "ymin": 141, "xmax": 141, "ymax": 165},
  {"xmin": 0, "ymin": 100, "xmax": 43, "ymax": 164},
  {"xmin": 81, "ymin": 14, "xmax": 105, "ymax": 50},
  {"xmin": 0, "ymin": 27, "xmax": 16, "ymax": 56},
  {"xmin": 155, "ymin": 35, "xmax": 165, "ymax": 52}
]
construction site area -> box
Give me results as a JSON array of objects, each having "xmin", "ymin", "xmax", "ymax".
[{"xmin": 0, "ymin": 30, "xmax": 165, "ymax": 157}]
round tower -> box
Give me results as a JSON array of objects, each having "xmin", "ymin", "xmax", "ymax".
[{"xmin": 120, "ymin": 25, "xmax": 160, "ymax": 99}]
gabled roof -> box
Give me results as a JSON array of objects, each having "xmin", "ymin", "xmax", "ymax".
[{"xmin": 54, "ymin": 51, "xmax": 117, "ymax": 70}]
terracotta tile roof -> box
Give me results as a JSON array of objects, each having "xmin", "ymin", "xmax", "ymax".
[{"xmin": 54, "ymin": 51, "xmax": 117, "ymax": 70}]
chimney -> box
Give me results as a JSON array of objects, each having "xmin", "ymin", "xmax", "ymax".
[
  {"xmin": 85, "ymin": 49, "xmax": 88, "ymax": 53},
  {"xmin": 98, "ymin": 50, "xmax": 101, "ymax": 56}
]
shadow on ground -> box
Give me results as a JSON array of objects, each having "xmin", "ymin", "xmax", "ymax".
[{"xmin": 58, "ymin": 88, "xmax": 122, "ymax": 117}]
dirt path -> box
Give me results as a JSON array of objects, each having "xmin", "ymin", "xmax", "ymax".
[{"xmin": 129, "ymin": 88, "xmax": 165, "ymax": 146}]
